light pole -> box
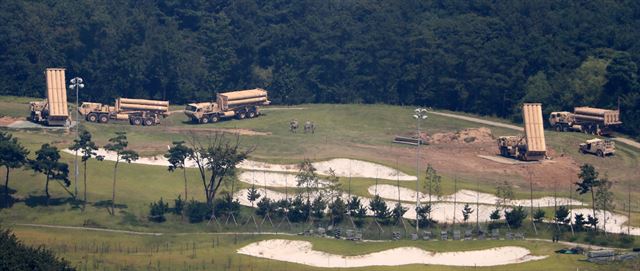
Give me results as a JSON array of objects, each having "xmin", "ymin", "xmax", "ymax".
[
  {"xmin": 413, "ymin": 108, "xmax": 428, "ymax": 232},
  {"xmin": 69, "ymin": 77, "xmax": 84, "ymax": 199}
]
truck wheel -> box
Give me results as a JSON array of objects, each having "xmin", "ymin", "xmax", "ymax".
[
  {"xmin": 597, "ymin": 150, "xmax": 604, "ymax": 157},
  {"xmin": 87, "ymin": 113, "xmax": 98, "ymax": 122},
  {"xmin": 209, "ymin": 115, "xmax": 219, "ymax": 123},
  {"xmin": 132, "ymin": 118, "xmax": 142, "ymax": 126},
  {"xmin": 238, "ymin": 112, "xmax": 246, "ymax": 119},
  {"xmin": 248, "ymin": 111, "xmax": 256, "ymax": 118},
  {"xmin": 555, "ymin": 124, "xmax": 562, "ymax": 132},
  {"xmin": 201, "ymin": 117, "xmax": 209, "ymax": 124},
  {"xmin": 98, "ymin": 114, "xmax": 109, "ymax": 123},
  {"xmin": 143, "ymin": 118, "xmax": 154, "ymax": 126}
]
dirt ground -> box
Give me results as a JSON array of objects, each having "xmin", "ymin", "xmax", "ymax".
[
  {"xmin": 164, "ymin": 126, "xmax": 270, "ymax": 136},
  {"xmin": 0, "ymin": 116, "xmax": 21, "ymax": 126}
]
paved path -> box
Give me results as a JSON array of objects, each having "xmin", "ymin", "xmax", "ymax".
[{"xmin": 431, "ymin": 111, "xmax": 640, "ymax": 150}]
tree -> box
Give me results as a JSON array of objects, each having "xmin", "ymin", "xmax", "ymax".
[
  {"xmin": 69, "ymin": 130, "xmax": 102, "ymax": 208},
  {"xmin": 246, "ymin": 184, "xmax": 261, "ymax": 208},
  {"xmin": 555, "ymin": 206, "xmax": 570, "ymax": 225},
  {"xmin": 188, "ymin": 133, "xmax": 251, "ymax": 209},
  {"xmin": 368, "ymin": 195, "xmax": 391, "ymax": 223},
  {"xmin": 415, "ymin": 203, "xmax": 433, "ymax": 227},
  {"xmin": 148, "ymin": 198, "xmax": 169, "ymax": 223},
  {"xmin": 575, "ymin": 164, "xmax": 600, "ymax": 228},
  {"xmin": 574, "ymin": 213, "xmax": 586, "ymax": 232},
  {"xmin": 504, "ymin": 206, "xmax": 528, "ymax": 228},
  {"xmin": 0, "ymin": 228, "xmax": 74, "ymax": 270},
  {"xmin": 324, "ymin": 168, "xmax": 342, "ymax": 199},
  {"xmin": 30, "ymin": 144, "xmax": 70, "ymax": 204},
  {"xmin": 391, "ymin": 202, "xmax": 407, "ymax": 223},
  {"xmin": 311, "ymin": 196, "xmax": 326, "ymax": 220},
  {"xmin": 587, "ymin": 214, "xmax": 599, "ymax": 231},
  {"xmin": 496, "ymin": 181, "xmax": 514, "ymax": 209},
  {"xmin": 296, "ymin": 159, "xmax": 319, "ymax": 202},
  {"xmin": 104, "ymin": 132, "xmax": 139, "ymax": 215},
  {"xmin": 328, "ymin": 197, "xmax": 346, "ymax": 224},
  {"xmin": 489, "ymin": 208, "xmax": 501, "ymax": 224},
  {"xmin": 165, "ymin": 141, "xmax": 193, "ymax": 201},
  {"xmin": 533, "ymin": 209, "xmax": 546, "ymax": 222},
  {"xmin": 595, "ymin": 176, "xmax": 615, "ymax": 233},
  {"xmin": 462, "ymin": 203, "xmax": 474, "ymax": 224},
  {"xmin": 347, "ymin": 196, "xmax": 367, "ymax": 226},
  {"xmin": 0, "ymin": 132, "xmax": 29, "ymax": 207},
  {"xmin": 256, "ymin": 197, "xmax": 272, "ymax": 217}
]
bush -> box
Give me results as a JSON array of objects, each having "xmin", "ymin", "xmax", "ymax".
[
  {"xmin": 311, "ymin": 196, "xmax": 327, "ymax": 220},
  {"xmin": 0, "ymin": 228, "xmax": 74, "ymax": 270},
  {"xmin": 148, "ymin": 198, "xmax": 169, "ymax": 223},
  {"xmin": 185, "ymin": 200, "xmax": 211, "ymax": 223},
  {"xmin": 274, "ymin": 198, "xmax": 291, "ymax": 217},
  {"xmin": 288, "ymin": 195, "xmax": 310, "ymax": 223},
  {"xmin": 173, "ymin": 195, "xmax": 185, "ymax": 215},
  {"xmin": 368, "ymin": 195, "xmax": 391, "ymax": 223},
  {"xmin": 328, "ymin": 197, "xmax": 346, "ymax": 223},
  {"xmin": 213, "ymin": 193, "xmax": 240, "ymax": 217},
  {"xmin": 533, "ymin": 208, "xmax": 545, "ymax": 222},
  {"xmin": 256, "ymin": 197, "xmax": 273, "ymax": 217},
  {"xmin": 504, "ymin": 206, "xmax": 527, "ymax": 228}
]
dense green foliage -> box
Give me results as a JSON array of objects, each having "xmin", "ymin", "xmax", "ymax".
[
  {"xmin": 0, "ymin": 228, "xmax": 74, "ymax": 270},
  {"xmin": 1, "ymin": 1, "xmax": 640, "ymax": 136}
]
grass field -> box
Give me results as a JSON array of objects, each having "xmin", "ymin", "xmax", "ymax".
[{"xmin": 1, "ymin": 96, "xmax": 640, "ymax": 270}]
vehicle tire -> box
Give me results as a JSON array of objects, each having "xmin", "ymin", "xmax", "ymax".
[
  {"xmin": 143, "ymin": 118, "xmax": 154, "ymax": 126},
  {"xmin": 238, "ymin": 112, "xmax": 246, "ymax": 119},
  {"xmin": 597, "ymin": 150, "xmax": 604, "ymax": 157},
  {"xmin": 87, "ymin": 113, "xmax": 98, "ymax": 122},
  {"xmin": 132, "ymin": 118, "xmax": 142, "ymax": 126},
  {"xmin": 201, "ymin": 117, "xmax": 209, "ymax": 124},
  {"xmin": 248, "ymin": 111, "xmax": 256, "ymax": 118},
  {"xmin": 209, "ymin": 115, "xmax": 219, "ymax": 123},
  {"xmin": 555, "ymin": 124, "xmax": 562, "ymax": 132},
  {"xmin": 98, "ymin": 114, "xmax": 109, "ymax": 123},
  {"xmin": 562, "ymin": 126, "xmax": 569, "ymax": 132}
]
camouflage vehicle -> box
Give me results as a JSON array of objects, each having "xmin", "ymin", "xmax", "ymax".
[
  {"xmin": 549, "ymin": 107, "xmax": 622, "ymax": 135},
  {"xmin": 497, "ymin": 103, "xmax": 547, "ymax": 161},
  {"xmin": 78, "ymin": 98, "xmax": 170, "ymax": 126},
  {"xmin": 185, "ymin": 88, "xmax": 270, "ymax": 124},
  {"xmin": 29, "ymin": 68, "xmax": 70, "ymax": 126},
  {"xmin": 579, "ymin": 138, "xmax": 615, "ymax": 157}
]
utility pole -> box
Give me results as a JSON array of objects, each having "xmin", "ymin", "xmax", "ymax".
[
  {"xmin": 413, "ymin": 108, "xmax": 428, "ymax": 233},
  {"xmin": 69, "ymin": 77, "xmax": 84, "ymax": 199}
]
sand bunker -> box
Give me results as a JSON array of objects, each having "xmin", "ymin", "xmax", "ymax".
[
  {"xmin": 238, "ymin": 239, "xmax": 546, "ymax": 267},
  {"xmin": 64, "ymin": 149, "xmax": 416, "ymax": 181},
  {"xmin": 370, "ymin": 184, "xmax": 584, "ymax": 207},
  {"xmin": 238, "ymin": 171, "xmax": 329, "ymax": 188},
  {"xmin": 241, "ymin": 158, "xmax": 416, "ymax": 181},
  {"xmin": 570, "ymin": 208, "xmax": 640, "ymax": 236}
]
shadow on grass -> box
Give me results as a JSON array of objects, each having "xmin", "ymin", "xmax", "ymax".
[
  {"xmin": 24, "ymin": 195, "xmax": 78, "ymax": 207},
  {"xmin": 93, "ymin": 200, "xmax": 128, "ymax": 210}
]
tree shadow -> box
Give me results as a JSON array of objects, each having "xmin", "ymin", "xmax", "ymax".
[
  {"xmin": 24, "ymin": 195, "xmax": 73, "ymax": 207},
  {"xmin": 93, "ymin": 200, "xmax": 128, "ymax": 210}
]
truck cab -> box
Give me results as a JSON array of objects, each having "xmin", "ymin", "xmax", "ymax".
[
  {"xmin": 579, "ymin": 138, "xmax": 615, "ymax": 157},
  {"xmin": 548, "ymin": 111, "xmax": 574, "ymax": 131},
  {"xmin": 184, "ymin": 102, "xmax": 219, "ymax": 123}
]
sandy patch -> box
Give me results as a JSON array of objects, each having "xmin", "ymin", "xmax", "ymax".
[
  {"xmin": 68, "ymin": 149, "xmax": 416, "ymax": 180},
  {"xmin": 238, "ymin": 171, "xmax": 328, "ymax": 188},
  {"xmin": 370, "ymin": 184, "xmax": 584, "ymax": 207},
  {"xmin": 425, "ymin": 127, "xmax": 495, "ymax": 145},
  {"xmin": 0, "ymin": 116, "xmax": 22, "ymax": 126},
  {"xmin": 570, "ymin": 208, "xmax": 640, "ymax": 235},
  {"xmin": 237, "ymin": 239, "xmax": 546, "ymax": 267}
]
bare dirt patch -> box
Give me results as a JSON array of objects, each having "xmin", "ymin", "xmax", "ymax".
[
  {"xmin": 0, "ymin": 116, "xmax": 22, "ymax": 126},
  {"xmin": 164, "ymin": 126, "xmax": 270, "ymax": 136},
  {"xmin": 424, "ymin": 127, "xmax": 495, "ymax": 144}
]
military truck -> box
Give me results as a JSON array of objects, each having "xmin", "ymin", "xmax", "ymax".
[
  {"xmin": 78, "ymin": 98, "xmax": 170, "ymax": 126},
  {"xmin": 498, "ymin": 103, "xmax": 547, "ymax": 161},
  {"xmin": 29, "ymin": 68, "xmax": 70, "ymax": 126},
  {"xmin": 184, "ymin": 88, "xmax": 270, "ymax": 124},
  {"xmin": 549, "ymin": 107, "xmax": 622, "ymax": 135},
  {"xmin": 579, "ymin": 138, "xmax": 615, "ymax": 157}
]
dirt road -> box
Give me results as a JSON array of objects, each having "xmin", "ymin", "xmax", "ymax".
[{"xmin": 430, "ymin": 111, "xmax": 640, "ymax": 150}]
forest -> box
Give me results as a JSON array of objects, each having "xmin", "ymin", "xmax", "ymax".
[{"xmin": 0, "ymin": 0, "xmax": 639, "ymax": 137}]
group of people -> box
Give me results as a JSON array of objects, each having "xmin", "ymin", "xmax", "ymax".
[{"xmin": 289, "ymin": 119, "xmax": 315, "ymax": 134}]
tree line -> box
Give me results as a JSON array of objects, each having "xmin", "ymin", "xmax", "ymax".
[{"xmin": 0, "ymin": 1, "xmax": 639, "ymax": 137}]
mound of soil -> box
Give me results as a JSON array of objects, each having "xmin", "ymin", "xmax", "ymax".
[{"xmin": 425, "ymin": 127, "xmax": 494, "ymax": 144}]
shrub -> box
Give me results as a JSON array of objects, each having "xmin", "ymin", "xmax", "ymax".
[
  {"xmin": 213, "ymin": 193, "xmax": 240, "ymax": 217},
  {"xmin": 504, "ymin": 206, "xmax": 527, "ymax": 228},
  {"xmin": 173, "ymin": 195, "xmax": 185, "ymax": 215},
  {"xmin": 256, "ymin": 197, "xmax": 273, "ymax": 217},
  {"xmin": 368, "ymin": 195, "xmax": 391, "ymax": 223},
  {"xmin": 185, "ymin": 200, "xmax": 211, "ymax": 223},
  {"xmin": 0, "ymin": 228, "xmax": 74, "ymax": 270},
  {"xmin": 328, "ymin": 197, "xmax": 346, "ymax": 223},
  {"xmin": 148, "ymin": 198, "xmax": 169, "ymax": 223},
  {"xmin": 311, "ymin": 196, "xmax": 327, "ymax": 220},
  {"xmin": 533, "ymin": 208, "xmax": 545, "ymax": 222}
]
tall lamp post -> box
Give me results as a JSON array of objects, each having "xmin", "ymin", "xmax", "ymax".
[
  {"xmin": 413, "ymin": 108, "xmax": 428, "ymax": 232},
  {"xmin": 69, "ymin": 77, "xmax": 84, "ymax": 198}
]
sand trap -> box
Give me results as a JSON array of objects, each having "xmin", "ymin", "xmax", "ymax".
[
  {"xmin": 238, "ymin": 171, "xmax": 329, "ymax": 188},
  {"xmin": 63, "ymin": 149, "xmax": 415, "ymax": 180},
  {"xmin": 570, "ymin": 208, "xmax": 640, "ymax": 236},
  {"xmin": 370, "ymin": 184, "xmax": 584, "ymax": 207},
  {"xmin": 237, "ymin": 239, "xmax": 546, "ymax": 267}
]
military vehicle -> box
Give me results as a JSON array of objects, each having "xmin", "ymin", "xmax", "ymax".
[
  {"xmin": 29, "ymin": 68, "xmax": 70, "ymax": 126},
  {"xmin": 579, "ymin": 138, "xmax": 615, "ymax": 157},
  {"xmin": 78, "ymin": 98, "xmax": 170, "ymax": 126},
  {"xmin": 498, "ymin": 103, "xmax": 547, "ymax": 161},
  {"xmin": 184, "ymin": 88, "xmax": 270, "ymax": 124},
  {"xmin": 549, "ymin": 107, "xmax": 621, "ymax": 135}
]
